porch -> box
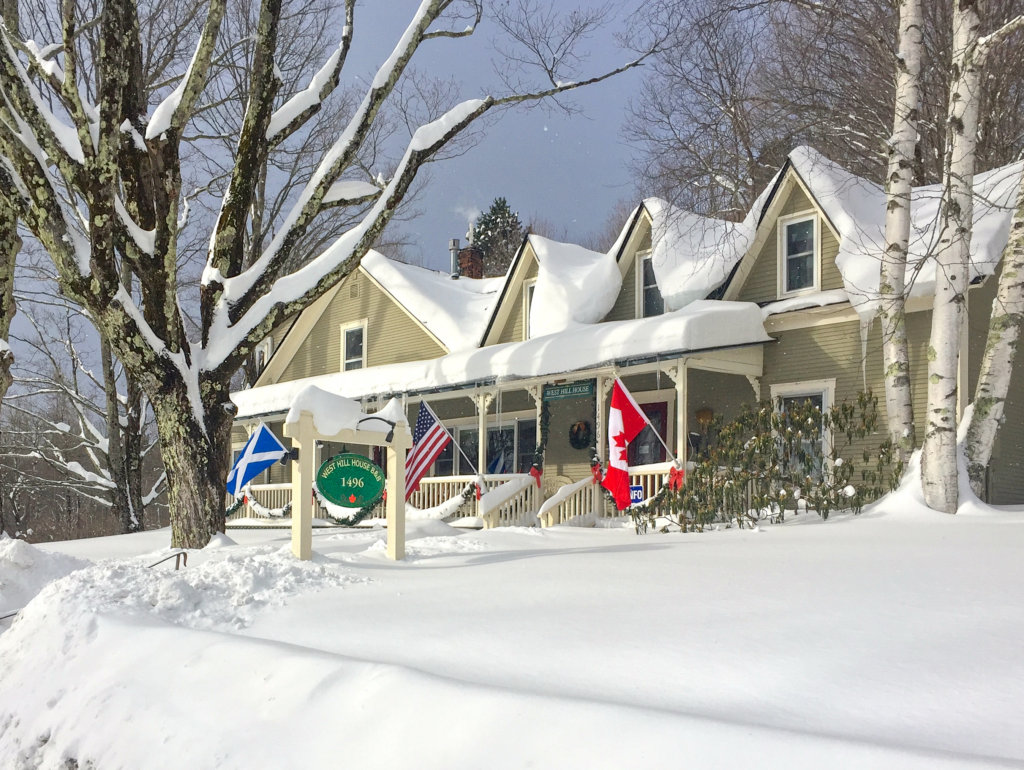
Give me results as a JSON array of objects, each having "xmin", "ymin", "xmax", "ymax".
[{"xmin": 229, "ymin": 345, "xmax": 763, "ymax": 529}]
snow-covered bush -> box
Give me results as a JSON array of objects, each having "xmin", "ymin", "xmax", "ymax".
[{"xmin": 632, "ymin": 391, "xmax": 902, "ymax": 532}]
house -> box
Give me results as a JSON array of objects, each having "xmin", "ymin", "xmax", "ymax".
[{"xmin": 229, "ymin": 146, "xmax": 1024, "ymax": 525}]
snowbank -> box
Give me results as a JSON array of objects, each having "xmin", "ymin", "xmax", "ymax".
[{"xmin": 0, "ymin": 537, "xmax": 87, "ymax": 615}]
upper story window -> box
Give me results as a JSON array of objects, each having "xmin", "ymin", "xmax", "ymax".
[
  {"xmin": 340, "ymin": 320, "xmax": 365, "ymax": 371},
  {"xmin": 640, "ymin": 253, "xmax": 664, "ymax": 317},
  {"xmin": 780, "ymin": 214, "xmax": 818, "ymax": 295},
  {"xmin": 254, "ymin": 338, "xmax": 273, "ymax": 372},
  {"xmin": 522, "ymin": 279, "xmax": 536, "ymax": 340}
]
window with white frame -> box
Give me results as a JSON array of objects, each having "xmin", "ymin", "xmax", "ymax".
[
  {"xmin": 771, "ymin": 379, "xmax": 835, "ymax": 479},
  {"xmin": 638, "ymin": 253, "xmax": 664, "ymax": 317},
  {"xmin": 340, "ymin": 321, "xmax": 366, "ymax": 371},
  {"xmin": 254, "ymin": 337, "xmax": 273, "ymax": 372},
  {"xmin": 522, "ymin": 279, "xmax": 536, "ymax": 340},
  {"xmin": 780, "ymin": 215, "xmax": 817, "ymax": 294},
  {"xmin": 430, "ymin": 416, "xmax": 537, "ymax": 476}
]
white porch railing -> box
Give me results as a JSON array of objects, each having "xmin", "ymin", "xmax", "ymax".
[
  {"xmin": 537, "ymin": 477, "xmax": 600, "ymax": 527},
  {"xmin": 227, "ymin": 483, "xmax": 292, "ymax": 521},
  {"xmin": 628, "ymin": 462, "xmax": 675, "ymax": 508},
  {"xmin": 479, "ymin": 475, "xmax": 540, "ymax": 528}
]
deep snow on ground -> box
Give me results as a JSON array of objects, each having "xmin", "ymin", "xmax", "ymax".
[{"xmin": 1, "ymin": 504, "xmax": 1023, "ymax": 769}]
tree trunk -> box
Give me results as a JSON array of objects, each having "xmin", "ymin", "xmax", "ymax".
[
  {"xmin": 922, "ymin": 0, "xmax": 982, "ymax": 513},
  {"xmin": 879, "ymin": 0, "xmax": 922, "ymax": 462},
  {"xmin": 964, "ymin": 170, "xmax": 1024, "ymax": 496},
  {"xmin": 151, "ymin": 376, "xmax": 233, "ymax": 548},
  {"xmin": 0, "ymin": 197, "xmax": 17, "ymax": 406},
  {"xmin": 123, "ymin": 377, "xmax": 146, "ymax": 530}
]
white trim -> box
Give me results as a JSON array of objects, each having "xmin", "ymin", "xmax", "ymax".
[
  {"xmin": 339, "ymin": 319, "xmax": 367, "ymax": 371},
  {"xmin": 777, "ymin": 211, "xmax": 820, "ymax": 298},
  {"xmin": 634, "ymin": 249, "xmax": 662, "ymax": 319},
  {"xmin": 254, "ymin": 337, "xmax": 273, "ymax": 373},
  {"xmin": 770, "ymin": 378, "xmax": 836, "ymax": 457},
  {"xmin": 522, "ymin": 278, "xmax": 536, "ymax": 340}
]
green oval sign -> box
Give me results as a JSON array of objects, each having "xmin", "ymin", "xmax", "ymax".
[{"xmin": 316, "ymin": 453, "xmax": 385, "ymax": 508}]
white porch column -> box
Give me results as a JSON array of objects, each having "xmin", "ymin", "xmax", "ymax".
[
  {"xmin": 476, "ymin": 391, "xmax": 494, "ymax": 474},
  {"xmin": 284, "ymin": 411, "xmax": 316, "ymax": 561},
  {"xmin": 596, "ymin": 374, "xmax": 616, "ymax": 463},
  {"xmin": 385, "ymin": 432, "xmax": 410, "ymax": 561},
  {"xmin": 674, "ymin": 362, "xmax": 688, "ymax": 463}
]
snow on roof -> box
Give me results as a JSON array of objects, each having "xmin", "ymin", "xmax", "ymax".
[
  {"xmin": 643, "ymin": 199, "xmax": 755, "ymax": 311},
  {"xmin": 361, "ymin": 251, "xmax": 502, "ymax": 351},
  {"xmin": 527, "ymin": 235, "xmax": 621, "ymax": 337},
  {"xmin": 233, "ymin": 300, "xmax": 771, "ymax": 419},
  {"xmin": 786, "ymin": 146, "xmax": 1023, "ymax": 319}
]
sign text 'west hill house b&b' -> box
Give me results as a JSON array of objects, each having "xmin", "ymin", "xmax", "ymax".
[{"xmin": 316, "ymin": 453, "xmax": 385, "ymax": 508}]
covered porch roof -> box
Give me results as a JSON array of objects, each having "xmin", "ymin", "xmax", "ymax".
[{"xmin": 231, "ymin": 300, "xmax": 772, "ymax": 421}]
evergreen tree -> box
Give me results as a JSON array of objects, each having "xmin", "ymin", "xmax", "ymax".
[{"xmin": 471, "ymin": 198, "xmax": 525, "ymax": 277}]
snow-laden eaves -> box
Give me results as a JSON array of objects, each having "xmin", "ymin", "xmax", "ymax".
[{"xmin": 232, "ymin": 301, "xmax": 772, "ymax": 419}]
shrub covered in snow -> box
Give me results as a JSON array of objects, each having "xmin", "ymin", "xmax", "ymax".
[{"xmin": 632, "ymin": 390, "xmax": 902, "ymax": 532}]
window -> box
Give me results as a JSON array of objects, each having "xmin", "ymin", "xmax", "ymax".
[
  {"xmin": 430, "ymin": 418, "xmax": 537, "ymax": 476},
  {"xmin": 254, "ymin": 338, "xmax": 273, "ymax": 372},
  {"xmin": 522, "ymin": 279, "xmax": 536, "ymax": 340},
  {"xmin": 780, "ymin": 215, "xmax": 817, "ymax": 294},
  {"xmin": 640, "ymin": 254, "xmax": 664, "ymax": 317},
  {"xmin": 628, "ymin": 401, "xmax": 668, "ymax": 467},
  {"xmin": 340, "ymin": 321, "xmax": 365, "ymax": 371},
  {"xmin": 771, "ymin": 380, "xmax": 835, "ymax": 479}
]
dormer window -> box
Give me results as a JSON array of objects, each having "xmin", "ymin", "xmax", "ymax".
[
  {"xmin": 522, "ymin": 278, "xmax": 536, "ymax": 340},
  {"xmin": 340, "ymin": 320, "xmax": 366, "ymax": 371},
  {"xmin": 780, "ymin": 214, "xmax": 818, "ymax": 295},
  {"xmin": 254, "ymin": 338, "xmax": 273, "ymax": 372},
  {"xmin": 640, "ymin": 254, "xmax": 664, "ymax": 317}
]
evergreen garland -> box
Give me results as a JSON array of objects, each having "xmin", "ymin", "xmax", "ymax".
[
  {"xmin": 225, "ymin": 496, "xmax": 246, "ymax": 517},
  {"xmin": 531, "ymin": 400, "xmax": 551, "ymax": 476}
]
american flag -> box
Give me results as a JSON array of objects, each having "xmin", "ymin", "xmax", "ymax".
[{"xmin": 405, "ymin": 401, "xmax": 452, "ymax": 500}]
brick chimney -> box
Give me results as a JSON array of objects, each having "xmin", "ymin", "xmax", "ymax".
[{"xmin": 458, "ymin": 244, "xmax": 484, "ymax": 279}]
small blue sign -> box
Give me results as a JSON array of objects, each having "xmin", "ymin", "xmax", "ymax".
[{"xmin": 629, "ymin": 485, "xmax": 645, "ymax": 505}]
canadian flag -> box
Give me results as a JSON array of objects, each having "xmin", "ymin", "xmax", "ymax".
[{"xmin": 601, "ymin": 379, "xmax": 650, "ymax": 510}]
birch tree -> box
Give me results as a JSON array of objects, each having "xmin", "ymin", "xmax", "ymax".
[
  {"xmin": 878, "ymin": 0, "xmax": 923, "ymax": 462},
  {"xmin": 0, "ymin": 0, "xmax": 663, "ymax": 547},
  {"xmin": 921, "ymin": 0, "xmax": 1024, "ymax": 512},
  {"xmin": 964, "ymin": 159, "xmax": 1024, "ymax": 495}
]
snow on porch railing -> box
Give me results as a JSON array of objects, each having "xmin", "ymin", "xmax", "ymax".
[
  {"xmin": 538, "ymin": 477, "xmax": 600, "ymax": 527},
  {"xmin": 410, "ymin": 474, "xmax": 526, "ymax": 523},
  {"xmin": 479, "ymin": 475, "xmax": 539, "ymax": 529},
  {"xmin": 227, "ymin": 483, "xmax": 292, "ymax": 520}
]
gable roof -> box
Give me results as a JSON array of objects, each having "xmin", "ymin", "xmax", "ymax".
[
  {"xmin": 479, "ymin": 234, "xmax": 621, "ymax": 344},
  {"xmin": 360, "ymin": 251, "xmax": 502, "ymax": 352},
  {"xmin": 729, "ymin": 146, "xmax": 1023, "ymax": 318}
]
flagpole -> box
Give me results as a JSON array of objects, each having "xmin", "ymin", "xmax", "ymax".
[{"xmin": 422, "ymin": 401, "xmax": 479, "ymax": 475}]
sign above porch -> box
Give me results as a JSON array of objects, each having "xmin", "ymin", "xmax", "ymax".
[
  {"xmin": 316, "ymin": 453, "xmax": 385, "ymax": 508},
  {"xmin": 543, "ymin": 380, "xmax": 595, "ymax": 402}
]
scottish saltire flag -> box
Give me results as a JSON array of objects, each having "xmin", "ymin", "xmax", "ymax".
[
  {"xmin": 487, "ymin": 450, "xmax": 508, "ymax": 474},
  {"xmin": 226, "ymin": 423, "xmax": 288, "ymax": 497},
  {"xmin": 405, "ymin": 402, "xmax": 452, "ymax": 500}
]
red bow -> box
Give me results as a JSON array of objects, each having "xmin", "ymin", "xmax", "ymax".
[
  {"xmin": 668, "ymin": 465, "xmax": 685, "ymax": 491},
  {"xmin": 591, "ymin": 463, "xmax": 603, "ymax": 484},
  {"xmin": 529, "ymin": 466, "xmax": 542, "ymax": 488},
  {"xmin": 475, "ymin": 483, "xmax": 482, "ymax": 501}
]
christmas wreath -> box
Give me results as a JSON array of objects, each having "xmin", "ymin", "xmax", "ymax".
[{"xmin": 569, "ymin": 420, "xmax": 592, "ymax": 450}]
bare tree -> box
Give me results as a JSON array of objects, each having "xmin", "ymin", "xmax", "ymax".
[
  {"xmin": 0, "ymin": 0, "xmax": 665, "ymax": 547},
  {"xmin": 2, "ymin": 285, "xmax": 165, "ymax": 531}
]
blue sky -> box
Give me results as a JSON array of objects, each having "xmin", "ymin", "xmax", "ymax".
[{"xmin": 347, "ymin": 2, "xmax": 647, "ymax": 270}]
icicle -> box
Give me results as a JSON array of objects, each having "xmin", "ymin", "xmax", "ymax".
[{"xmin": 860, "ymin": 316, "xmax": 871, "ymax": 392}]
